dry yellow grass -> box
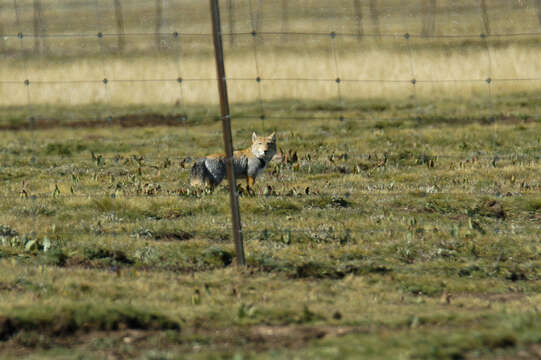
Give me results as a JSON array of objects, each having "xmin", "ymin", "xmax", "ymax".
[
  {"xmin": 2, "ymin": 0, "xmax": 541, "ymax": 110},
  {"xmin": 2, "ymin": 39, "xmax": 541, "ymax": 107}
]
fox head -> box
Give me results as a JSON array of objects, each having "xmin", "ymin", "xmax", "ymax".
[{"xmin": 251, "ymin": 132, "xmax": 277, "ymax": 160}]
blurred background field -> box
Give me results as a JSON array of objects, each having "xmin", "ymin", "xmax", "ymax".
[
  {"xmin": 1, "ymin": 1, "xmax": 541, "ymax": 359},
  {"xmin": 1, "ymin": 0, "xmax": 541, "ymax": 116}
]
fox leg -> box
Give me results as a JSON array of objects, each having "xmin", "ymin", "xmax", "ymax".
[{"xmin": 246, "ymin": 176, "xmax": 256, "ymax": 196}]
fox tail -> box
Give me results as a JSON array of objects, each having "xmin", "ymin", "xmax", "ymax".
[{"xmin": 190, "ymin": 160, "xmax": 212, "ymax": 187}]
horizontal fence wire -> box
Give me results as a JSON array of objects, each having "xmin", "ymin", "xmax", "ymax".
[
  {"xmin": 3, "ymin": 31, "xmax": 541, "ymax": 38},
  {"xmin": 3, "ymin": 78, "xmax": 541, "ymax": 84}
]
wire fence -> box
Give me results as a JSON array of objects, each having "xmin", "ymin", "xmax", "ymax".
[
  {"xmin": 2, "ymin": 0, "xmax": 541, "ymax": 258},
  {"xmin": 2, "ymin": 0, "xmax": 541, "ymax": 138}
]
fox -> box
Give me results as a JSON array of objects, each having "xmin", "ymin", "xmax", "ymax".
[{"xmin": 190, "ymin": 132, "xmax": 277, "ymax": 190}]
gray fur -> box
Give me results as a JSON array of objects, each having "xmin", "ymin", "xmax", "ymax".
[
  {"xmin": 190, "ymin": 156, "xmax": 265, "ymax": 187},
  {"xmin": 190, "ymin": 160, "xmax": 216, "ymax": 186}
]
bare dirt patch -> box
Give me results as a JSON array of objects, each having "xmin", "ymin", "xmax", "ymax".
[
  {"xmin": 0, "ymin": 113, "xmax": 187, "ymax": 131},
  {"xmin": 0, "ymin": 325, "xmax": 365, "ymax": 358}
]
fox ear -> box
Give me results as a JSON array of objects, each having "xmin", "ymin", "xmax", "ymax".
[
  {"xmin": 252, "ymin": 132, "xmax": 257, "ymax": 142},
  {"xmin": 269, "ymin": 132, "xmax": 276, "ymax": 141}
]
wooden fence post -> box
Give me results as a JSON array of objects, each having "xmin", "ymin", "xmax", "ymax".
[
  {"xmin": 281, "ymin": 0, "xmax": 288, "ymax": 40},
  {"xmin": 421, "ymin": 0, "xmax": 437, "ymax": 37},
  {"xmin": 353, "ymin": 0, "xmax": 363, "ymax": 39},
  {"xmin": 155, "ymin": 0, "xmax": 164, "ymax": 50},
  {"xmin": 369, "ymin": 0, "xmax": 380, "ymax": 38},
  {"xmin": 209, "ymin": 0, "xmax": 246, "ymax": 267},
  {"xmin": 32, "ymin": 0, "xmax": 47, "ymax": 55},
  {"xmin": 479, "ymin": 0, "xmax": 491, "ymax": 35},
  {"xmin": 227, "ymin": 0, "xmax": 235, "ymax": 46},
  {"xmin": 113, "ymin": 0, "xmax": 125, "ymax": 52},
  {"xmin": 534, "ymin": 0, "xmax": 541, "ymax": 28}
]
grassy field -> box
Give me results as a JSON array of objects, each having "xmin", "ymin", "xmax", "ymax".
[
  {"xmin": 1, "ymin": 1, "xmax": 541, "ymax": 359},
  {"xmin": 0, "ymin": 99, "xmax": 540, "ymax": 359}
]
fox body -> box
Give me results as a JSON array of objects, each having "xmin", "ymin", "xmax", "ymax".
[{"xmin": 190, "ymin": 132, "xmax": 277, "ymax": 189}]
